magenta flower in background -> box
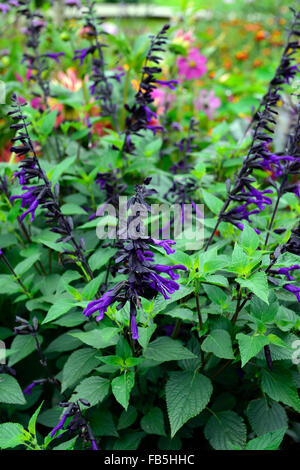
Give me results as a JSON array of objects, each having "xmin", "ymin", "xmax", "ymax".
[
  {"xmin": 0, "ymin": 3, "xmax": 11, "ymax": 13},
  {"xmin": 65, "ymin": 0, "xmax": 82, "ymax": 7},
  {"xmin": 177, "ymin": 48, "xmax": 207, "ymax": 80},
  {"xmin": 194, "ymin": 89, "xmax": 221, "ymax": 120}
]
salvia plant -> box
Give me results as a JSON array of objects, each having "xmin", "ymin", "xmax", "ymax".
[{"xmin": 0, "ymin": 0, "xmax": 300, "ymax": 452}]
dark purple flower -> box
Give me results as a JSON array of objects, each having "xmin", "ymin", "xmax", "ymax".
[
  {"xmin": 83, "ymin": 289, "xmax": 116, "ymax": 320},
  {"xmin": 50, "ymin": 413, "xmax": 68, "ymax": 438},
  {"xmin": 147, "ymin": 272, "xmax": 180, "ymax": 299},
  {"xmin": 276, "ymin": 265, "xmax": 300, "ymax": 280},
  {"xmin": 151, "ymin": 238, "xmax": 176, "ymax": 255},
  {"xmin": 73, "ymin": 47, "xmax": 93, "ymax": 66},
  {"xmin": 10, "ymin": 186, "xmax": 40, "ymax": 222},
  {"xmin": 283, "ymin": 283, "xmax": 300, "ymax": 302},
  {"xmin": 44, "ymin": 52, "xmax": 65, "ymax": 63},
  {"xmin": 152, "ymin": 264, "xmax": 187, "ymax": 280},
  {"xmin": 130, "ymin": 314, "xmax": 139, "ymax": 340},
  {"xmin": 154, "ymin": 79, "xmax": 178, "ymax": 90},
  {"xmin": 23, "ymin": 382, "xmax": 37, "ymax": 395}
]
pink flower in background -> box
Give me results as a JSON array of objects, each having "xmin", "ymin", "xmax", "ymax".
[
  {"xmin": 173, "ymin": 29, "xmax": 195, "ymax": 47},
  {"xmin": 151, "ymin": 87, "xmax": 176, "ymax": 115},
  {"xmin": 193, "ymin": 89, "xmax": 221, "ymax": 120},
  {"xmin": 177, "ymin": 48, "xmax": 207, "ymax": 80}
]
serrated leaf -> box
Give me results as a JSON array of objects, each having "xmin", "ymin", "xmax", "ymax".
[
  {"xmin": 166, "ymin": 371, "xmax": 213, "ymax": 437},
  {"xmin": 0, "ymin": 423, "xmax": 25, "ymax": 449},
  {"xmin": 0, "ymin": 374, "xmax": 26, "ymax": 405},
  {"xmin": 202, "ymin": 189, "xmax": 223, "ymax": 215},
  {"xmin": 237, "ymin": 271, "xmax": 269, "ymax": 304},
  {"xmin": 144, "ymin": 337, "xmax": 197, "ymax": 362},
  {"xmin": 61, "ymin": 348, "xmax": 100, "ymax": 392},
  {"xmin": 140, "ymin": 407, "xmax": 166, "ymax": 436},
  {"xmin": 69, "ymin": 327, "xmax": 120, "ymax": 349},
  {"xmin": 236, "ymin": 333, "xmax": 269, "ymax": 367},
  {"xmin": 117, "ymin": 406, "xmax": 138, "ymax": 431},
  {"xmin": 71, "ymin": 376, "xmax": 110, "ymax": 406},
  {"xmin": 204, "ymin": 410, "xmax": 247, "ymax": 450},
  {"xmin": 202, "ymin": 329, "xmax": 235, "ymax": 359},
  {"xmin": 42, "ymin": 298, "xmax": 75, "ymax": 324},
  {"xmin": 240, "ymin": 222, "xmax": 259, "ymax": 255},
  {"xmin": 245, "ymin": 427, "xmax": 287, "ymax": 450},
  {"xmin": 111, "ymin": 371, "xmax": 135, "ymax": 410},
  {"xmin": 137, "ymin": 324, "xmax": 157, "ymax": 349},
  {"xmin": 261, "ymin": 366, "xmax": 300, "ymax": 412},
  {"xmin": 247, "ymin": 399, "xmax": 288, "ymax": 436}
]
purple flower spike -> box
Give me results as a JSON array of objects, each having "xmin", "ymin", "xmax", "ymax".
[
  {"xmin": 10, "ymin": 186, "xmax": 40, "ymax": 223},
  {"xmin": 283, "ymin": 284, "xmax": 300, "ymax": 302},
  {"xmin": 154, "ymin": 79, "xmax": 179, "ymax": 90},
  {"xmin": 91, "ymin": 439, "xmax": 98, "ymax": 451},
  {"xmin": 23, "ymin": 382, "xmax": 37, "ymax": 395},
  {"xmin": 130, "ymin": 315, "xmax": 139, "ymax": 340},
  {"xmin": 152, "ymin": 264, "xmax": 187, "ymax": 280},
  {"xmin": 73, "ymin": 47, "xmax": 93, "ymax": 66},
  {"xmin": 151, "ymin": 238, "xmax": 176, "ymax": 255},
  {"xmin": 277, "ymin": 265, "xmax": 300, "ymax": 281},
  {"xmin": 45, "ymin": 52, "xmax": 65, "ymax": 63},
  {"xmin": 50, "ymin": 413, "xmax": 68, "ymax": 438}
]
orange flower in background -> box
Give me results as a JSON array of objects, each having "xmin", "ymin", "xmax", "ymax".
[
  {"xmin": 255, "ymin": 30, "xmax": 266, "ymax": 41},
  {"xmin": 253, "ymin": 58, "xmax": 262, "ymax": 68},
  {"xmin": 0, "ymin": 142, "xmax": 13, "ymax": 163},
  {"xmin": 235, "ymin": 51, "xmax": 249, "ymax": 61},
  {"xmin": 262, "ymin": 47, "xmax": 271, "ymax": 57},
  {"xmin": 223, "ymin": 58, "xmax": 232, "ymax": 70},
  {"xmin": 244, "ymin": 23, "xmax": 261, "ymax": 32}
]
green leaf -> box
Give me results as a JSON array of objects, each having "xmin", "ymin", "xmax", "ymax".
[
  {"xmin": 28, "ymin": 401, "xmax": 44, "ymax": 436},
  {"xmin": 88, "ymin": 247, "xmax": 117, "ymax": 271},
  {"xmin": 69, "ymin": 327, "xmax": 120, "ymax": 349},
  {"xmin": 112, "ymin": 431, "xmax": 145, "ymax": 450},
  {"xmin": 45, "ymin": 330, "xmax": 82, "ymax": 354},
  {"xmin": 236, "ymin": 333, "xmax": 269, "ymax": 367},
  {"xmin": 88, "ymin": 409, "xmax": 119, "ymax": 437},
  {"xmin": 240, "ymin": 222, "xmax": 259, "ymax": 255},
  {"xmin": 247, "ymin": 399, "xmax": 288, "ymax": 436},
  {"xmin": 250, "ymin": 292, "xmax": 278, "ymax": 324},
  {"xmin": 111, "ymin": 371, "xmax": 135, "ymax": 410},
  {"xmin": 166, "ymin": 371, "xmax": 213, "ymax": 437},
  {"xmin": 8, "ymin": 334, "xmax": 42, "ymax": 366},
  {"xmin": 236, "ymin": 272, "xmax": 269, "ymax": 304},
  {"xmin": 0, "ymin": 423, "xmax": 25, "ymax": 449},
  {"xmin": 39, "ymin": 109, "xmax": 58, "ymax": 135},
  {"xmin": 202, "ymin": 189, "xmax": 223, "ymax": 215},
  {"xmin": 42, "ymin": 298, "xmax": 75, "ymax": 324},
  {"xmin": 48, "ymin": 156, "xmax": 76, "ymax": 186},
  {"xmin": 202, "ymin": 285, "xmax": 227, "ymax": 306},
  {"xmin": 117, "ymin": 406, "xmax": 138, "ymax": 431},
  {"xmin": 53, "ymin": 436, "xmax": 78, "ymax": 451},
  {"xmin": 60, "ymin": 203, "xmax": 87, "ymax": 215},
  {"xmin": 204, "ymin": 410, "xmax": 247, "ymax": 450},
  {"xmin": 140, "ymin": 407, "xmax": 166, "ymax": 436},
  {"xmin": 245, "ymin": 428, "xmax": 287, "ymax": 450},
  {"xmin": 152, "ymin": 286, "xmax": 194, "ymax": 316},
  {"xmin": 14, "ymin": 252, "xmax": 41, "ymax": 276},
  {"xmin": 202, "ymin": 329, "xmax": 235, "ymax": 359},
  {"xmin": 261, "ymin": 366, "xmax": 300, "ymax": 412},
  {"xmin": 137, "ymin": 324, "xmax": 157, "ymax": 349},
  {"xmin": 0, "ymin": 374, "xmax": 26, "ymax": 405},
  {"xmin": 61, "ymin": 348, "xmax": 100, "ymax": 392},
  {"xmin": 144, "ymin": 337, "xmax": 197, "ymax": 363},
  {"xmin": 82, "ymin": 274, "xmax": 103, "ymax": 300},
  {"xmin": 71, "ymin": 376, "xmax": 110, "ymax": 406}
]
